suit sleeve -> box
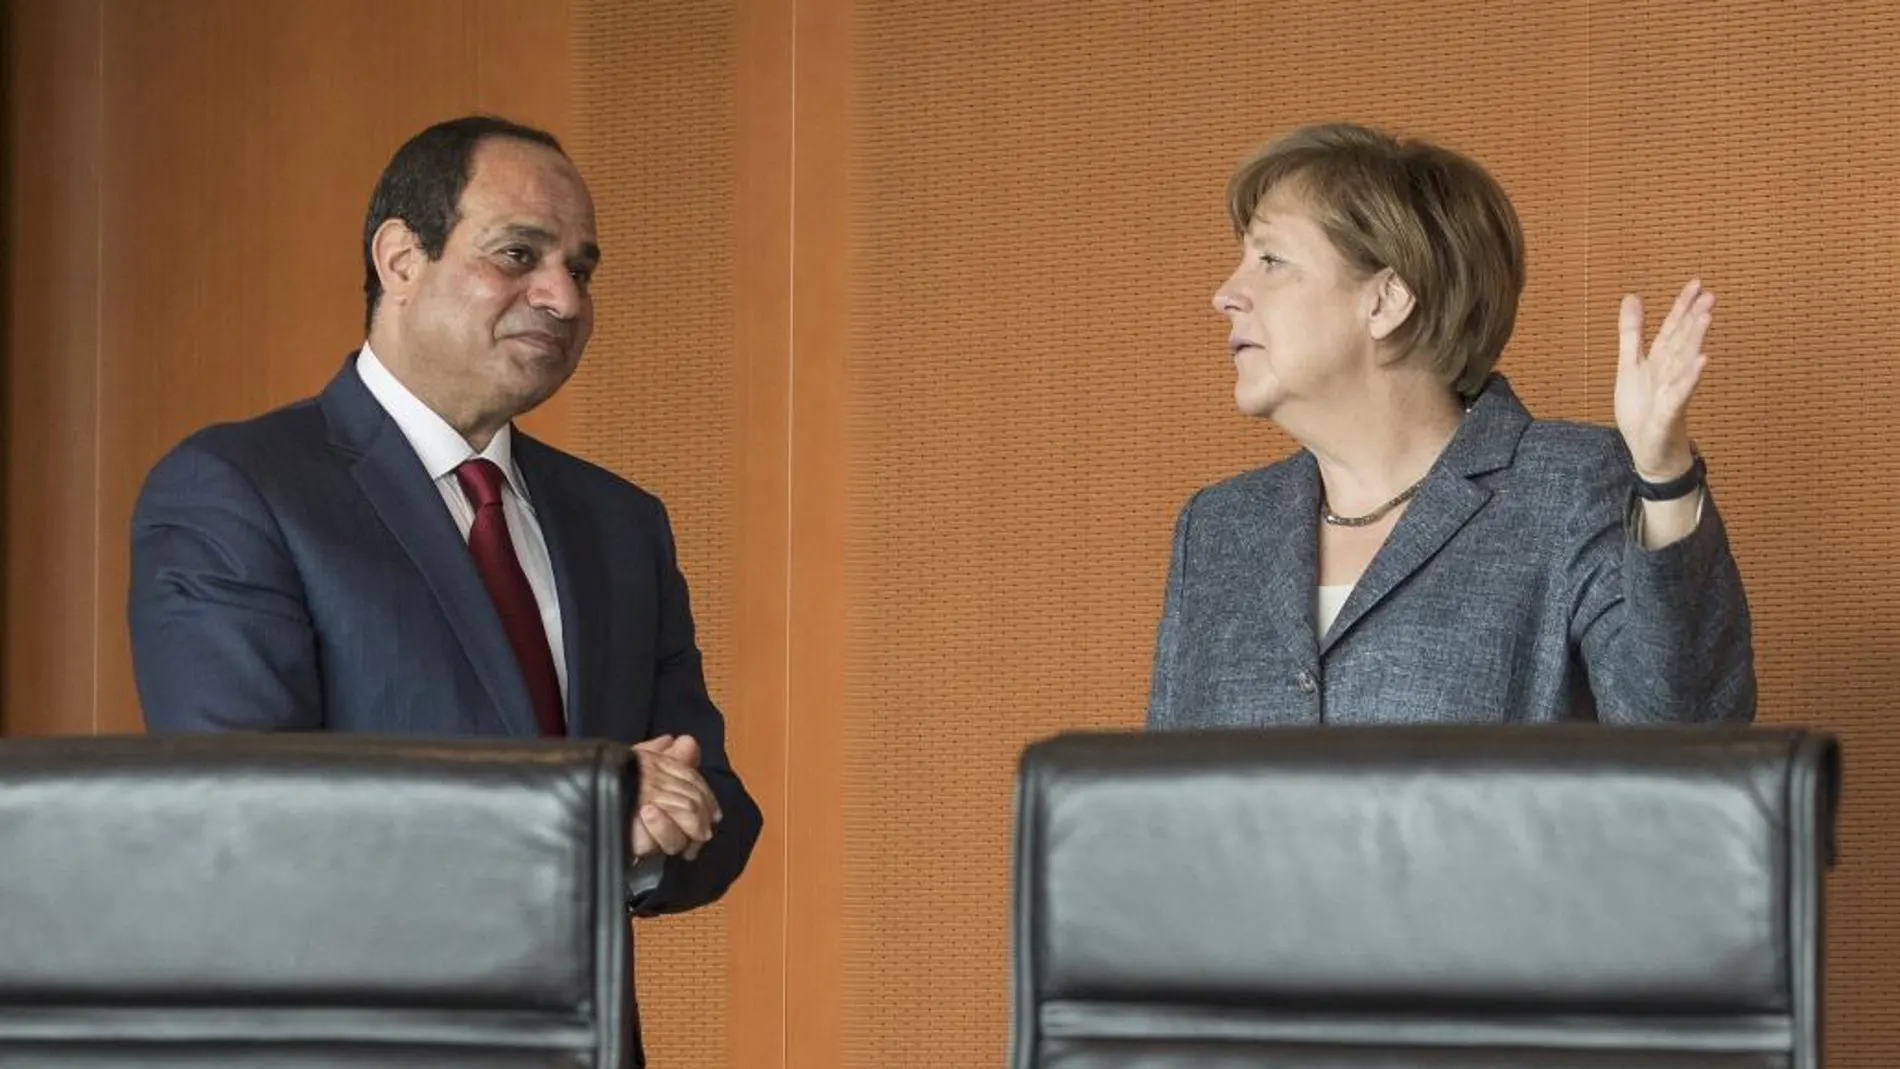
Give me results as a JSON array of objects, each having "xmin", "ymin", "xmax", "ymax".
[
  {"xmin": 1144, "ymin": 491, "xmax": 1198, "ymax": 730},
  {"xmin": 631, "ymin": 498, "xmax": 763, "ymax": 916},
  {"xmin": 128, "ymin": 440, "xmax": 324, "ymax": 732},
  {"xmin": 1567, "ymin": 449, "xmax": 1756, "ymax": 724}
]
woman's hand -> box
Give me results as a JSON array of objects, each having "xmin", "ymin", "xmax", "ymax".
[{"xmin": 1615, "ymin": 279, "xmax": 1713, "ymax": 480}]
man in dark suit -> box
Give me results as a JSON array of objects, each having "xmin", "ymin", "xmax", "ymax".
[{"xmin": 128, "ymin": 116, "xmax": 760, "ymax": 1052}]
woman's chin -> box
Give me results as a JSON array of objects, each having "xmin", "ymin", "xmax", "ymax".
[{"xmin": 1233, "ymin": 381, "xmax": 1285, "ymax": 420}]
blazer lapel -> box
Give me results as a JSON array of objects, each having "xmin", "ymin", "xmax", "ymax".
[
  {"xmin": 1321, "ymin": 376, "xmax": 1531, "ymax": 655},
  {"xmin": 320, "ymin": 359, "xmax": 540, "ymax": 737},
  {"xmin": 1321, "ymin": 473, "xmax": 1490, "ymax": 654},
  {"xmin": 514, "ymin": 436, "xmax": 606, "ymax": 738},
  {"xmin": 1239, "ymin": 453, "xmax": 1323, "ymax": 670}
]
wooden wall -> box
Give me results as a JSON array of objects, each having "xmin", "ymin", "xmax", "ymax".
[
  {"xmin": 2, "ymin": 0, "xmax": 574, "ymax": 736},
  {"xmin": 9, "ymin": 1, "xmax": 1900, "ymax": 1066}
]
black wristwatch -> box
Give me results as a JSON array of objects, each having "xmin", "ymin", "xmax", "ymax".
[{"xmin": 1632, "ymin": 448, "xmax": 1706, "ymax": 502}]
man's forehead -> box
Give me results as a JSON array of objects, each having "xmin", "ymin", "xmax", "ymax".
[
  {"xmin": 465, "ymin": 141, "xmax": 591, "ymax": 202},
  {"xmin": 459, "ymin": 146, "xmax": 597, "ymax": 246}
]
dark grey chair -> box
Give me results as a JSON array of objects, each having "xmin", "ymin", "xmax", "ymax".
[
  {"xmin": 1010, "ymin": 725, "xmax": 1841, "ymax": 1069},
  {"xmin": 0, "ymin": 733, "xmax": 635, "ymax": 1068}
]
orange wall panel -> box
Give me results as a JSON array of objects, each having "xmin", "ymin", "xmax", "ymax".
[
  {"xmin": 3, "ymin": 0, "xmax": 573, "ymax": 736},
  {"xmin": 12, "ymin": 0, "xmax": 1900, "ymax": 1065},
  {"xmin": 832, "ymin": 2, "xmax": 1900, "ymax": 1065},
  {"xmin": 568, "ymin": 4, "xmax": 749, "ymax": 1065},
  {"xmin": 3, "ymin": 0, "xmax": 105, "ymax": 739}
]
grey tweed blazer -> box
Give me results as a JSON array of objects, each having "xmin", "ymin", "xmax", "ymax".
[{"xmin": 1146, "ymin": 375, "xmax": 1756, "ymax": 728}]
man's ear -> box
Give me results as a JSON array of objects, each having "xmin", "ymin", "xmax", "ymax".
[
  {"xmin": 370, "ymin": 218, "xmax": 425, "ymax": 306},
  {"xmin": 1367, "ymin": 269, "xmax": 1417, "ymax": 342}
]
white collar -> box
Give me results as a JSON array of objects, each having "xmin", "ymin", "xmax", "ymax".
[{"xmin": 354, "ymin": 343, "xmax": 530, "ymax": 505}]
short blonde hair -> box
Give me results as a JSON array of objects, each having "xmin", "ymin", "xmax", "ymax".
[{"xmin": 1226, "ymin": 123, "xmax": 1525, "ymax": 396}]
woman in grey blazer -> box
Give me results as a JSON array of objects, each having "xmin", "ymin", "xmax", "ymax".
[{"xmin": 1147, "ymin": 123, "xmax": 1754, "ymax": 729}]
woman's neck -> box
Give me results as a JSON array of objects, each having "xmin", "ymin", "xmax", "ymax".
[{"xmin": 1295, "ymin": 376, "xmax": 1468, "ymax": 516}]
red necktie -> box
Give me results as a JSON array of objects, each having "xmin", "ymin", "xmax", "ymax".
[{"xmin": 454, "ymin": 458, "xmax": 566, "ymax": 737}]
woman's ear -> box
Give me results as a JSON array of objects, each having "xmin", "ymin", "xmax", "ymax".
[{"xmin": 1367, "ymin": 269, "xmax": 1417, "ymax": 342}]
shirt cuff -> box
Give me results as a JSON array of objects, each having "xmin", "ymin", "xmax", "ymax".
[
  {"xmin": 627, "ymin": 852, "xmax": 666, "ymax": 908},
  {"xmin": 1629, "ymin": 485, "xmax": 1706, "ymax": 546}
]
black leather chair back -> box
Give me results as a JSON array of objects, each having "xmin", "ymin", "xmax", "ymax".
[
  {"xmin": 0, "ymin": 734, "xmax": 634, "ymax": 1068},
  {"xmin": 1010, "ymin": 725, "xmax": 1840, "ymax": 1069}
]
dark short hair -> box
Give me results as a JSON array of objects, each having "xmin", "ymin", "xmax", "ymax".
[
  {"xmin": 1226, "ymin": 123, "xmax": 1525, "ymax": 397},
  {"xmin": 361, "ymin": 115, "xmax": 566, "ymax": 333}
]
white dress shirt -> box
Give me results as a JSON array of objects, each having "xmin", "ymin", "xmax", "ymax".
[
  {"xmin": 1316, "ymin": 584, "xmax": 1352, "ymax": 639},
  {"xmin": 355, "ymin": 344, "xmax": 567, "ymax": 705},
  {"xmin": 357, "ymin": 347, "xmax": 669, "ymax": 887}
]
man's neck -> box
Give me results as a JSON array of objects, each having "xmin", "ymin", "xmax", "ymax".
[{"xmin": 362, "ymin": 335, "xmax": 505, "ymax": 451}]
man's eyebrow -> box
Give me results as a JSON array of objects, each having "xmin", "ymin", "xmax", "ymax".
[
  {"xmin": 487, "ymin": 225, "xmax": 600, "ymax": 265},
  {"xmin": 488, "ymin": 224, "xmax": 556, "ymax": 246}
]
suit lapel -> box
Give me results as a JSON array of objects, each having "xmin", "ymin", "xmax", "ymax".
[
  {"xmin": 1240, "ymin": 453, "xmax": 1323, "ymax": 669},
  {"xmin": 1320, "ymin": 376, "xmax": 1531, "ymax": 655},
  {"xmin": 1320, "ymin": 473, "xmax": 1490, "ymax": 654},
  {"xmin": 320, "ymin": 360, "xmax": 539, "ymax": 737},
  {"xmin": 514, "ymin": 436, "xmax": 605, "ymax": 738}
]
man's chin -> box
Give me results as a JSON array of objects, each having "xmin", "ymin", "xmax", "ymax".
[{"xmin": 501, "ymin": 360, "xmax": 577, "ymax": 418}]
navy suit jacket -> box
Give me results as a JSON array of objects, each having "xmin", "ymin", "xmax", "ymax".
[{"xmin": 129, "ymin": 356, "xmax": 761, "ymax": 918}]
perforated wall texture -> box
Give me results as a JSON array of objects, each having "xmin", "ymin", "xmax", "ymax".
[{"xmin": 575, "ymin": 1, "xmax": 1900, "ymax": 1064}]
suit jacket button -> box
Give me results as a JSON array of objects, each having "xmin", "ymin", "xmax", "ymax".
[{"xmin": 1295, "ymin": 670, "xmax": 1317, "ymax": 694}]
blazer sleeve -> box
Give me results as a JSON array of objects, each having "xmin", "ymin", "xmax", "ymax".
[
  {"xmin": 128, "ymin": 439, "xmax": 324, "ymax": 732},
  {"xmin": 630, "ymin": 498, "xmax": 763, "ymax": 917},
  {"xmin": 1145, "ymin": 490, "xmax": 1199, "ymax": 730},
  {"xmin": 1566, "ymin": 450, "xmax": 1757, "ymax": 724}
]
